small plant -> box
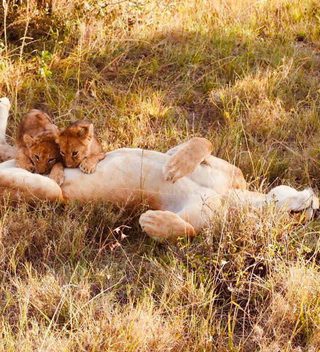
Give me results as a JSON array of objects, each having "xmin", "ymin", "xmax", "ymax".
[{"xmin": 39, "ymin": 50, "xmax": 53, "ymax": 78}]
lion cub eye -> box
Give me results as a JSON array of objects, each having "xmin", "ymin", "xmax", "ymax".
[
  {"xmin": 72, "ymin": 151, "xmax": 79, "ymax": 158},
  {"xmin": 34, "ymin": 155, "xmax": 40, "ymax": 161},
  {"xmin": 48, "ymin": 158, "xmax": 56, "ymax": 164}
]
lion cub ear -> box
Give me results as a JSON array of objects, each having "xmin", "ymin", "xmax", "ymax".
[
  {"xmin": 23, "ymin": 134, "xmax": 35, "ymax": 148},
  {"xmin": 76, "ymin": 123, "xmax": 94, "ymax": 140}
]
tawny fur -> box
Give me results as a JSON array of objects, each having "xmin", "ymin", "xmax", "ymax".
[
  {"xmin": 57, "ymin": 120, "xmax": 105, "ymax": 174},
  {"xmin": 15, "ymin": 109, "xmax": 64, "ymax": 185}
]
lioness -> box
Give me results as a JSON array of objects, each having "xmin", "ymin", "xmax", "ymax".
[
  {"xmin": 0, "ymin": 98, "xmax": 317, "ymax": 241},
  {"xmin": 56, "ymin": 120, "xmax": 105, "ymax": 174},
  {"xmin": 16, "ymin": 109, "xmax": 64, "ymax": 185}
]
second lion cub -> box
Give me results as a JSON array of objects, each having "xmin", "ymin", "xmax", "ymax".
[
  {"xmin": 57, "ymin": 120, "xmax": 105, "ymax": 173},
  {"xmin": 16, "ymin": 109, "xmax": 64, "ymax": 185}
]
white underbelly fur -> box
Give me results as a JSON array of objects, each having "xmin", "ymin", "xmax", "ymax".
[{"xmin": 62, "ymin": 148, "xmax": 218, "ymax": 209}]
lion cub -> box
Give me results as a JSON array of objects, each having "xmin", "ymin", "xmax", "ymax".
[
  {"xmin": 56, "ymin": 120, "xmax": 105, "ymax": 173},
  {"xmin": 16, "ymin": 109, "xmax": 64, "ymax": 185}
]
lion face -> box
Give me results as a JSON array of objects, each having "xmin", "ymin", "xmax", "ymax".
[
  {"xmin": 23, "ymin": 132, "xmax": 60, "ymax": 174},
  {"xmin": 56, "ymin": 121, "xmax": 93, "ymax": 168}
]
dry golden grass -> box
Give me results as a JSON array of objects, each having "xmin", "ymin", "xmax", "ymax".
[{"xmin": 1, "ymin": 0, "xmax": 320, "ymax": 350}]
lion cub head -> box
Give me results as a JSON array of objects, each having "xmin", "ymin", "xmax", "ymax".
[
  {"xmin": 16, "ymin": 109, "xmax": 61, "ymax": 174},
  {"xmin": 56, "ymin": 120, "xmax": 94, "ymax": 168},
  {"xmin": 23, "ymin": 131, "xmax": 61, "ymax": 174}
]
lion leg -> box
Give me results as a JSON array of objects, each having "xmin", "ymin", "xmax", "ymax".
[
  {"xmin": 0, "ymin": 97, "xmax": 16, "ymax": 161},
  {"xmin": 163, "ymin": 137, "xmax": 213, "ymax": 183},
  {"xmin": 0, "ymin": 97, "xmax": 10, "ymax": 144},
  {"xmin": 225, "ymin": 186, "xmax": 319, "ymax": 219},
  {"xmin": 223, "ymin": 189, "xmax": 267, "ymax": 208},
  {"xmin": 139, "ymin": 192, "xmax": 223, "ymax": 241},
  {"xmin": 139, "ymin": 210, "xmax": 196, "ymax": 242},
  {"xmin": 49, "ymin": 162, "xmax": 65, "ymax": 186},
  {"xmin": 266, "ymin": 186, "xmax": 319, "ymax": 219},
  {"xmin": 0, "ymin": 160, "xmax": 63, "ymax": 201},
  {"xmin": 203, "ymin": 155, "xmax": 247, "ymax": 190}
]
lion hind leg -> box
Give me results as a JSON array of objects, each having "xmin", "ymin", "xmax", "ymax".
[
  {"xmin": 139, "ymin": 210, "xmax": 196, "ymax": 242},
  {"xmin": 163, "ymin": 137, "xmax": 213, "ymax": 183}
]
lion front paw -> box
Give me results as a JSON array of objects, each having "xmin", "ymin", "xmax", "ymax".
[
  {"xmin": 80, "ymin": 157, "xmax": 97, "ymax": 174},
  {"xmin": 163, "ymin": 138, "xmax": 212, "ymax": 183},
  {"xmin": 163, "ymin": 155, "xmax": 196, "ymax": 183},
  {"xmin": 49, "ymin": 167, "xmax": 64, "ymax": 186}
]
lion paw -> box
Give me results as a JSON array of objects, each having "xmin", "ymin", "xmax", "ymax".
[
  {"xmin": 163, "ymin": 156, "xmax": 196, "ymax": 183},
  {"xmin": 139, "ymin": 210, "xmax": 195, "ymax": 241},
  {"xmin": 49, "ymin": 168, "xmax": 64, "ymax": 186},
  {"xmin": 163, "ymin": 138, "xmax": 212, "ymax": 183},
  {"xmin": 80, "ymin": 158, "xmax": 97, "ymax": 174}
]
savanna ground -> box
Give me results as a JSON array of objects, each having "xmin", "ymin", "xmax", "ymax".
[{"xmin": 1, "ymin": 0, "xmax": 320, "ymax": 351}]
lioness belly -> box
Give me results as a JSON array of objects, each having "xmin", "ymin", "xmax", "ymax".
[{"xmin": 61, "ymin": 148, "xmax": 215, "ymax": 210}]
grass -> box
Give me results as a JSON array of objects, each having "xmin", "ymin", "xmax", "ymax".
[{"xmin": 1, "ymin": 0, "xmax": 320, "ymax": 350}]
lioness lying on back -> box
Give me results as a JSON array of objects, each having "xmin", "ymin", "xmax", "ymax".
[
  {"xmin": 56, "ymin": 120, "xmax": 105, "ymax": 173},
  {"xmin": 16, "ymin": 109, "xmax": 64, "ymax": 185}
]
